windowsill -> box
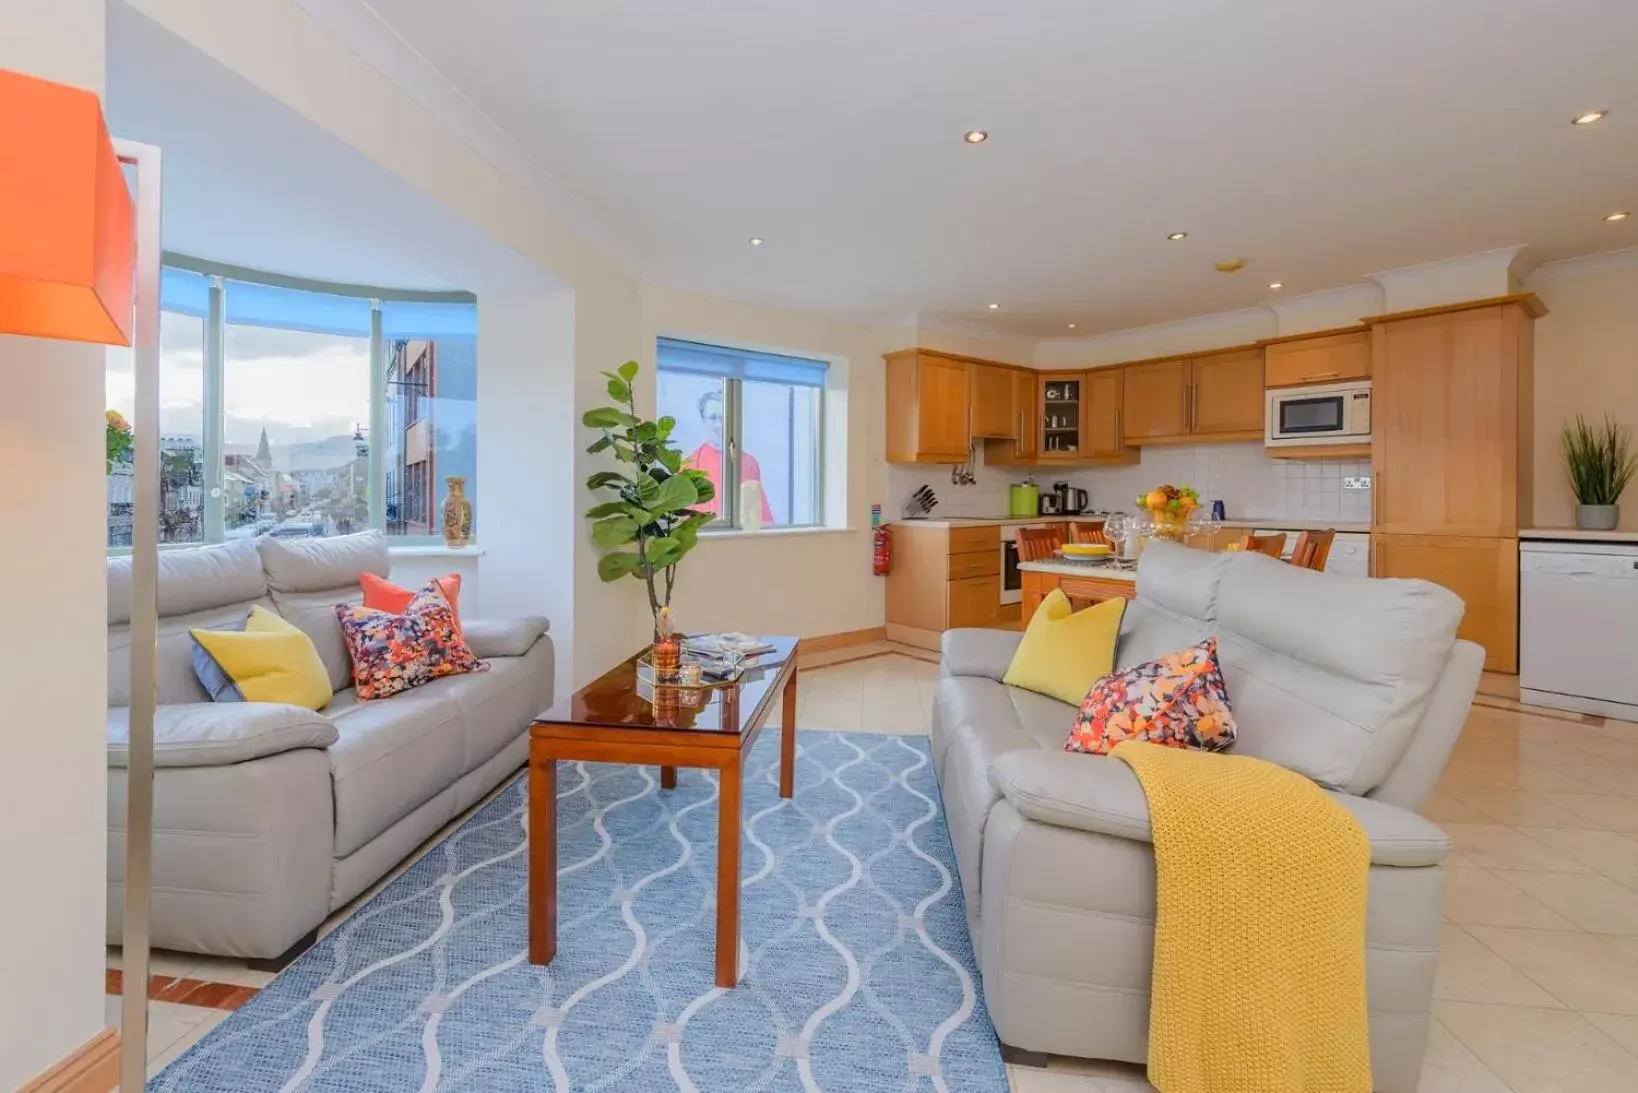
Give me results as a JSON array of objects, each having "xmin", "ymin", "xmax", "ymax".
[
  {"xmin": 389, "ymin": 544, "xmax": 485, "ymax": 558},
  {"xmin": 697, "ymin": 525, "xmax": 855, "ymax": 541}
]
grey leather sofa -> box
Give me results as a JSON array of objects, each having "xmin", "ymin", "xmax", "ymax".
[
  {"xmin": 106, "ymin": 531, "xmax": 552, "ymax": 964},
  {"xmin": 933, "ymin": 541, "xmax": 1483, "ymax": 1093}
]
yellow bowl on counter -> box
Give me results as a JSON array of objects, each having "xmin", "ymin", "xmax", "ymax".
[{"xmin": 1061, "ymin": 542, "xmax": 1113, "ymax": 558}]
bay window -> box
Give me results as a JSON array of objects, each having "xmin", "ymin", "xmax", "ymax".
[{"xmin": 105, "ymin": 259, "xmax": 477, "ymax": 548}]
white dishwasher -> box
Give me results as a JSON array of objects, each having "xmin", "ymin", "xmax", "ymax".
[{"xmin": 1520, "ymin": 540, "xmax": 1638, "ymax": 719}]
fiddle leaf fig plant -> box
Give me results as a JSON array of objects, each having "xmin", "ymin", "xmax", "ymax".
[{"xmin": 583, "ymin": 360, "xmax": 715, "ymax": 634}]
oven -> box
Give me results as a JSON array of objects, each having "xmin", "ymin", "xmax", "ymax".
[{"xmin": 1266, "ymin": 381, "xmax": 1371, "ymax": 447}]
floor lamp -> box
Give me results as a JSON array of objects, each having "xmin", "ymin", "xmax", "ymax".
[{"xmin": 0, "ymin": 70, "xmax": 160, "ymax": 1092}]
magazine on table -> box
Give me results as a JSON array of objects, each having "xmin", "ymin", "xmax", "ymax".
[{"xmin": 681, "ymin": 633, "xmax": 776, "ymax": 679}]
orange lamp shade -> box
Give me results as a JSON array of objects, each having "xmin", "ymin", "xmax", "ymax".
[{"xmin": 0, "ymin": 67, "xmax": 135, "ymax": 347}]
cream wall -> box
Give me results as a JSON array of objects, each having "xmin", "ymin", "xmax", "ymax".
[
  {"xmin": 0, "ymin": 2, "xmax": 113, "ymax": 1086},
  {"xmin": 638, "ymin": 285, "xmax": 891, "ymax": 638},
  {"xmin": 1528, "ymin": 251, "xmax": 1638, "ymax": 531}
]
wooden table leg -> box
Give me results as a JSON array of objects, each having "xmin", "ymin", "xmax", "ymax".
[
  {"xmin": 715, "ymin": 753, "xmax": 742, "ymax": 988},
  {"xmin": 528, "ymin": 752, "xmax": 557, "ymax": 966},
  {"xmin": 780, "ymin": 668, "xmax": 797, "ymax": 799},
  {"xmin": 660, "ymin": 765, "xmax": 677, "ymax": 790}
]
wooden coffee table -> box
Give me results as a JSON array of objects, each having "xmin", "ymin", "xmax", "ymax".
[{"xmin": 527, "ymin": 637, "xmax": 799, "ymax": 988}]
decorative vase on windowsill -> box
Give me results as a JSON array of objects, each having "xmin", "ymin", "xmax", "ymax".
[
  {"xmin": 442, "ymin": 475, "xmax": 473, "ymax": 548},
  {"xmin": 1563, "ymin": 414, "xmax": 1636, "ymax": 532}
]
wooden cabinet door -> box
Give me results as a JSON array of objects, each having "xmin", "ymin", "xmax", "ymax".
[
  {"xmin": 1372, "ymin": 307, "xmax": 1520, "ymax": 536},
  {"xmin": 1085, "ymin": 368, "xmax": 1126, "ymax": 458},
  {"xmin": 1372, "ymin": 533, "xmax": 1518, "ymax": 672},
  {"xmin": 947, "ymin": 575, "xmax": 1001, "ymax": 628},
  {"xmin": 969, "ymin": 364, "xmax": 1017, "ymax": 439},
  {"xmin": 1188, "ymin": 348, "xmax": 1265, "ymax": 438},
  {"xmin": 915, "ymin": 354, "xmax": 973, "ymax": 461},
  {"xmin": 1265, "ymin": 330, "xmax": 1371, "ymax": 388},
  {"xmin": 1014, "ymin": 370, "xmax": 1038, "ymax": 460},
  {"xmin": 1122, "ymin": 360, "xmax": 1189, "ymax": 443}
]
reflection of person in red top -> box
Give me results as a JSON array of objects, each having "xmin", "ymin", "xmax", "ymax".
[{"xmin": 684, "ymin": 390, "xmax": 775, "ymax": 524}]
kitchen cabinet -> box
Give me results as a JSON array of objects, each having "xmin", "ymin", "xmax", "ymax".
[
  {"xmin": 1037, "ymin": 375, "xmax": 1086, "ymax": 460},
  {"xmin": 1188, "ymin": 348, "xmax": 1265, "ymax": 438},
  {"xmin": 1122, "ymin": 359, "xmax": 1190, "ymax": 443},
  {"xmin": 885, "ymin": 350, "xmax": 972, "ymax": 463},
  {"xmin": 1372, "ymin": 533, "xmax": 1519, "ymax": 672},
  {"xmin": 1084, "ymin": 368, "xmax": 1127, "ymax": 460},
  {"xmin": 1371, "ymin": 302, "xmax": 1534, "ymax": 538},
  {"xmin": 1122, "ymin": 349, "xmax": 1264, "ymax": 446},
  {"xmin": 1263, "ymin": 328, "xmax": 1371, "ymax": 388},
  {"xmin": 969, "ymin": 364, "xmax": 1017, "ymax": 439},
  {"xmin": 885, "ymin": 523, "xmax": 1004, "ymax": 648}
]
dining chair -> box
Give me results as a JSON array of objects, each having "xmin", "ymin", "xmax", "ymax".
[
  {"xmin": 1068, "ymin": 520, "xmax": 1109, "ymax": 546},
  {"xmin": 1017, "ymin": 525, "xmax": 1066, "ymax": 562},
  {"xmin": 1238, "ymin": 531, "xmax": 1288, "ymax": 558},
  {"xmin": 1290, "ymin": 529, "xmax": 1336, "ymax": 571}
]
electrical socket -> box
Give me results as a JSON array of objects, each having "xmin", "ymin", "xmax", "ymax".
[{"xmin": 1343, "ymin": 476, "xmax": 1372, "ymax": 490}]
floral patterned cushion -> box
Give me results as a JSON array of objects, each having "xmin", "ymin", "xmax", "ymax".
[
  {"xmin": 1065, "ymin": 637, "xmax": 1236, "ymax": 756},
  {"xmin": 334, "ymin": 584, "xmax": 485, "ymax": 701}
]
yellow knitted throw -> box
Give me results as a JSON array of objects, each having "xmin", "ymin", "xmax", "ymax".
[{"xmin": 1112, "ymin": 741, "xmax": 1372, "ymax": 1093}]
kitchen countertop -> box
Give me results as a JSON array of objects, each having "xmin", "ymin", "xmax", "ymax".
[
  {"xmin": 1521, "ymin": 527, "xmax": 1638, "ymax": 544},
  {"xmin": 1018, "ymin": 559, "xmax": 1138, "ymax": 581},
  {"xmin": 895, "ymin": 515, "xmax": 1370, "ymax": 533}
]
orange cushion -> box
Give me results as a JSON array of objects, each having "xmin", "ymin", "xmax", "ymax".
[{"xmin": 360, "ymin": 573, "xmax": 463, "ymax": 634}]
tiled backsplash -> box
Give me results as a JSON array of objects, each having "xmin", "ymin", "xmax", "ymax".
[{"xmin": 885, "ymin": 441, "xmax": 1372, "ymax": 523}]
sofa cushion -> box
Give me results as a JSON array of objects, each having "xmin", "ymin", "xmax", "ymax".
[
  {"xmin": 463, "ymin": 617, "xmax": 550, "ymax": 660},
  {"xmin": 940, "ymin": 628, "xmax": 1025, "ymax": 684},
  {"xmin": 108, "ymin": 702, "xmax": 338, "ymax": 768},
  {"xmin": 442, "ymin": 654, "xmax": 544, "ymax": 772},
  {"xmin": 1002, "ymin": 591, "xmax": 1125, "ymax": 706},
  {"xmin": 108, "ymin": 538, "xmax": 266, "ymax": 625},
  {"xmin": 255, "ymin": 530, "xmax": 390, "ymax": 594},
  {"xmin": 988, "ymin": 749, "xmax": 1451, "ymax": 867},
  {"xmin": 335, "ymin": 587, "xmax": 484, "ymax": 701},
  {"xmin": 190, "ymin": 605, "xmax": 333, "ymax": 710},
  {"xmin": 1068, "ymin": 637, "xmax": 1236, "ymax": 755},
  {"xmin": 1134, "ymin": 541, "xmax": 1229, "ymax": 624},
  {"xmin": 324, "ymin": 682, "xmax": 466, "ymax": 857},
  {"xmin": 1212, "ymin": 551, "xmax": 1463, "ymax": 795},
  {"xmin": 268, "ymin": 588, "xmax": 360, "ymax": 693},
  {"xmin": 109, "ymin": 598, "xmax": 274, "ymax": 706},
  {"xmin": 1111, "ymin": 599, "xmax": 1212, "ymax": 674}
]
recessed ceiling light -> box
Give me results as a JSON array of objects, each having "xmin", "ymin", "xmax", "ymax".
[
  {"xmin": 1573, "ymin": 110, "xmax": 1609, "ymax": 126},
  {"xmin": 964, "ymin": 129, "xmax": 988, "ymax": 144},
  {"xmin": 988, "ymin": 303, "xmax": 1000, "ymax": 310},
  {"xmin": 1067, "ymin": 323, "xmax": 1077, "ymax": 329},
  {"xmin": 1268, "ymin": 281, "xmax": 1284, "ymax": 290},
  {"xmin": 1605, "ymin": 211, "xmax": 1631, "ymax": 222},
  {"xmin": 748, "ymin": 236, "xmax": 764, "ymax": 246},
  {"xmin": 1167, "ymin": 231, "xmax": 1188, "ymax": 241}
]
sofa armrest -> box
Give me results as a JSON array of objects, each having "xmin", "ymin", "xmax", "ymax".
[
  {"xmin": 988, "ymin": 748, "xmax": 1452, "ymax": 867},
  {"xmin": 464, "ymin": 616, "xmax": 550, "ymax": 659},
  {"xmin": 108, "ymin": 703, "xmax": 339, "ymax": 769},
  {"xmin": 941, "ymin": 628, "xmax": 1024, "ymax": 681}
]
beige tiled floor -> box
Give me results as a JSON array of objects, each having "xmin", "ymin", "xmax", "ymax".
[{"xmin": 115, "ymin": 649, "xmax": 1638, "ymax": 1091}]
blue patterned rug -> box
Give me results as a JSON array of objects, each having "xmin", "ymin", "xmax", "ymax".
[{"xmin": 152, "ymin": 730, "xmax": 1008, "ymax": 1092}]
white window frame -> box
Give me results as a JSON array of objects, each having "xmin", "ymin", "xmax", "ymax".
[
  {"xmin": 106, "ymin": 254, "xmax": 477, "ymax": 553},
  {"xmin": 655, "ymin": 337, "xmax": 829, "ymax": 533}
]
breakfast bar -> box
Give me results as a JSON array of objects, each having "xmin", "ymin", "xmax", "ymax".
[{"xmin": 1018, "ymin": 558, "xmax": 1138, "ymax": 619}]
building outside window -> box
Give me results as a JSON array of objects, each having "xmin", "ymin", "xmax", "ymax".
[
  {"xmin": 105, "ymin": 260, "xmax": 477, "ymax": 548},
  {"xmin": 655, "ymin": 337, "xmax": 826, "ymax": 529}
]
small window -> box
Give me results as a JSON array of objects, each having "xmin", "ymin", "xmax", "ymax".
[{"xmin": 656, "ymin": 338, "xmax": 826, "ymax": 529}]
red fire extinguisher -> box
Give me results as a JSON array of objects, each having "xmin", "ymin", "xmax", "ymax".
[{"xmin": 872, "ymin": 525, "xmax": 893, "ymax": 576}]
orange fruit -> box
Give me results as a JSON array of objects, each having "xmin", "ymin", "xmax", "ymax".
[{"xmin": 1145, "ymin": 489, "xmax": 1168, "ymax": 509}]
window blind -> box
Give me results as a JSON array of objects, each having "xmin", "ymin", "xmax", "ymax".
[
  {"xmin": 380, "ymin": 299, "xmax": 477, "ymax": 340},
  {"xmin": 222, "ymin": 279, "xmax": 374, "ymax": 337},
  {"xmin": 657, "ymin": 337, "xmax": 827, "ymax": 388},
  {"xmin": 159, "ymin": 267, "xmax": 211, "ymax": 318}
]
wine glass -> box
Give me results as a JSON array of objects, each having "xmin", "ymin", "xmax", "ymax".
[{"xmin": 1102, "ymin": 512, "xmax": 1131, "ymax": 559}]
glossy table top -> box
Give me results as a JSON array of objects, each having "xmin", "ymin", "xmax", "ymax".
[{"xmin": 533, "ymin": 636, "xmax": 798, "ymax": 735}]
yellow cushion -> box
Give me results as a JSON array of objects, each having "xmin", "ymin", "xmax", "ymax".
[
  {"xmin": 190, "ymin": 605, "xmax": 333, "ymax": 710},
  {"xmin": 1002, "ymin": 590, "xmax": 1127, "ymax": 705}
]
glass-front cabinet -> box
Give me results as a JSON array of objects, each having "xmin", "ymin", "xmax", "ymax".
[{"xmin": 1037, "ymin": 375, "xmax": 1084, "ymax": 459}]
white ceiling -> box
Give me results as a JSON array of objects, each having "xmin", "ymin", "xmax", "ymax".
[
  {"xmin": 106, "ymin": 2, "xmax": 553, "ymax": 294},
  {"xmin": 271, "ymin": 2, "xmax": 1638, "ymax": 335}
]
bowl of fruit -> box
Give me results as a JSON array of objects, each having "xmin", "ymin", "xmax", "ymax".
[{"xmin": 1137, "ymin": 483, "xmax": 1200, "ymax": 540}]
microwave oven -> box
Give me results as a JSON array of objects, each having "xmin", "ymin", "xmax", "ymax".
[{"xmin": 1265, "ymin": 381, "xmax": 1371, "ymax": 447}]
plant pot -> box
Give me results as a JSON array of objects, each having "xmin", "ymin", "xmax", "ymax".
[{"xmin": 1576, "ymin": 504, "xmax": 1620, "ymax": 531}]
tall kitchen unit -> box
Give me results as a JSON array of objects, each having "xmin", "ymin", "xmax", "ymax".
[{"xmin": 1369, "ymin": 295, "xmax": 1543, "ymax": 673}]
